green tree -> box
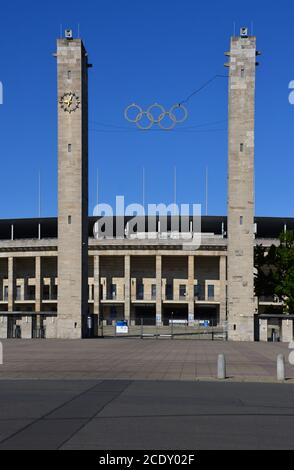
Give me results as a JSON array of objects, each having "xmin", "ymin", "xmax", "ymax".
[
  {"xmin": 273, "ymin": 230, "xmax": 294, "ymax": 314},
  {"xmin": 255, "ymin": 230, "xmax": 294, "ymax": 314},
  {"xmin": 254, "ymin": 244, "xmax": 276, "ymax": 299}
]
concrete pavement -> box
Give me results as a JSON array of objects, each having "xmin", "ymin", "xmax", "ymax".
[{"xmin": 0, "ymin": 338, "xmax": 293, "ymax": 382}]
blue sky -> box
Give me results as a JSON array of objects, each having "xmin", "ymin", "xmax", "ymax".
[{"xmin": 0, "ymin": 0, "xmax": 293, "ymax": 219}]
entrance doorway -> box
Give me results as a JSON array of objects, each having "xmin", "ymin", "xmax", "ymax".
[{"xmin": 7, "ymin": 316, "xmax": 22, "ymax": 338}]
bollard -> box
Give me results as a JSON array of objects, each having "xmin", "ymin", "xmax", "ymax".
[
  {"xmin": 217, "ymin": 353, "xmax": 226, "ymax": 380},
  {"xmin": 277, "ymin": 354, "xmax": 285, "ymax": 381}
]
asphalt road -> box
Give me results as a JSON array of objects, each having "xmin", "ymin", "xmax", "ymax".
[{"xmin": 0, "ymin": 379, "xmax": 294, "ymax": 450}]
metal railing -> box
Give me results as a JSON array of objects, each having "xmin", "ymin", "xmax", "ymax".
[
  {"xmin": 98, "ymin": 318, "xmax": 227, "ymax": 341},
  {"xmin": 259, "ymin": 295, "xmax": 281, "ymax": 303}
]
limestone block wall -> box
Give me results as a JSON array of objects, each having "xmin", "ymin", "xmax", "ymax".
[
  {"xmin": 259, "ymin": 319, "xmax": 268, "ymax": 342},
  {"xmin": 0, "ymin": 317, "xmax": 7, "ymax": 339},
  {"xmin": 44, "ymin": 317, "xmax": 57, "ymax": 338},
  {"xmin": 281, "ymin": 319, "xmax": 293, "ymax": 343}
]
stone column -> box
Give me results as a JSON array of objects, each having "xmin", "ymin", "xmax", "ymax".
[
  {"xmin": 56, "ymin": 37, "xmax": 89, "ymax": 339},
  {"xmin": 156, "ymin": 255, "xmax": 162, "ymax": 326},
  {"xmin": 35, "ymin": 256, "xmax": 41, "ymax": 330},
  {"xmin": 188, "ymin": 255, "xmax": 194, "ymax": 325},
  {"xmin": 21, "ymin": 316, "xmax": 32, "ymax": 339},
  {"xmin": 219, "ymin": 255, "xmax": 227, "ymax": 325},
  {"xmin": 8, "ymin": 257, "xmax": 14, "ymax": 313},
  {"xmin": 94, "ymin": 255, "xmax": 100, "ymax": 332},
  {"xmin": 281, "ymin": 319, "xmax": 293, "ymax": 343},
  {"xmin": 227, "ymin": 32, "xmax": 257, "ymax": 341},
  {"xmin": 0, "ymin": 316, "xmax": 8, "ymax": 339},
  {"xmin": 124, "ymin": 255, "xmax": 131, "ymax": 324},
  {"xmin": 259, "ymin": 319, "xmax": 268, "ymax": 342}
]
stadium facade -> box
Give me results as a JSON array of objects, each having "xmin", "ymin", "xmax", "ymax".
[{"xmin": 0, "ymin": 29, "xmax": 293, "ymax": 341}]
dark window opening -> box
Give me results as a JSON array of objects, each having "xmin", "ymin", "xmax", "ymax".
[
  {"xmin": 207, "ymin": 284, "xmax": 215, "ymax": 301},
  {"xmin": 179, "ymin": 284, "xmax": 186, "ymax": 299},
  {"xmin": 136, "ymin": 283, "xmax": 144, "ymax": 300}
]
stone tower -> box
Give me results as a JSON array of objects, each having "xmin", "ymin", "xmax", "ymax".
[
  {"xmin": 56, "ymin": 31, "xmax": 90, "ymax": 339},
  {"xmin": 226, "ymin": 29, "xmax": 258, "ymax": 341}
]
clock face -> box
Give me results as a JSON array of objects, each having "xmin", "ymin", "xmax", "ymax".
[{"xmin": 59, "ymin": 92, "xmax": 80, "ymax": 113}]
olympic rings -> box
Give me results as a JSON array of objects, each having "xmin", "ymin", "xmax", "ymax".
[
  {"xmin": 135, "ymin": 111, "xmax": 154, "ymax": 130},
  {"xmin": 147, "ymin": 103, "xmax": 165, "ymax": 123},
  {"xmin": 169, "ymin": 103, "xmax": 188, "ymax": 123},
  {"xmin": 124, "ymin": 102, "xmax": 188, "ymax": 130},
  {"xmin": 124, "ymin": 103, "xmax": 143, "ymax": 123},
  {"xmin": 158, "ymin": 112, "xmax": 176, "ymax": 130}
]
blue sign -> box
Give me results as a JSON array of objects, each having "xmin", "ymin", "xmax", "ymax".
[{"xmin": 116, "ymin": 320, "xmax": 129, "ymax": 334}]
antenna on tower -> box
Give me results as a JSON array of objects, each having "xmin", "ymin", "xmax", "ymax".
[
  {"xmin": 173, "ymin": 166, "xmax": 177, "ymax": 207},
  {"xmin": 60, "ymin": 24, "xmax": 63, "ymax": 39},
  {"xmin": 96, "ymin": 169, "xmax": 99, "ymax": 208},
  {"xmin": 37, "ymin": 171, "xmax": 42, "ymax": 240},
  {"xmin": 233, "ymin": 21, "xmax": 236, "ymax": 36},
  {"xmin": 38, "ymin": 171, "xmax": 41, "ymax": 218},
  {"xmin": 205, "ymin": 167, "xmax": 208, "ymax": 216},
  {"xmin": 142, "ymin": 167, "xmax": 145, "ymax": 209},
  {"xmin": 78, "ymin": 24, "xmax": 80, "ymax": 38}
]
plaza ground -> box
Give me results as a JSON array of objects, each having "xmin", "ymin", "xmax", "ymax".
[{"xmin": 0, "ymin": 338, "xmax": 293, "ymax": 381}]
